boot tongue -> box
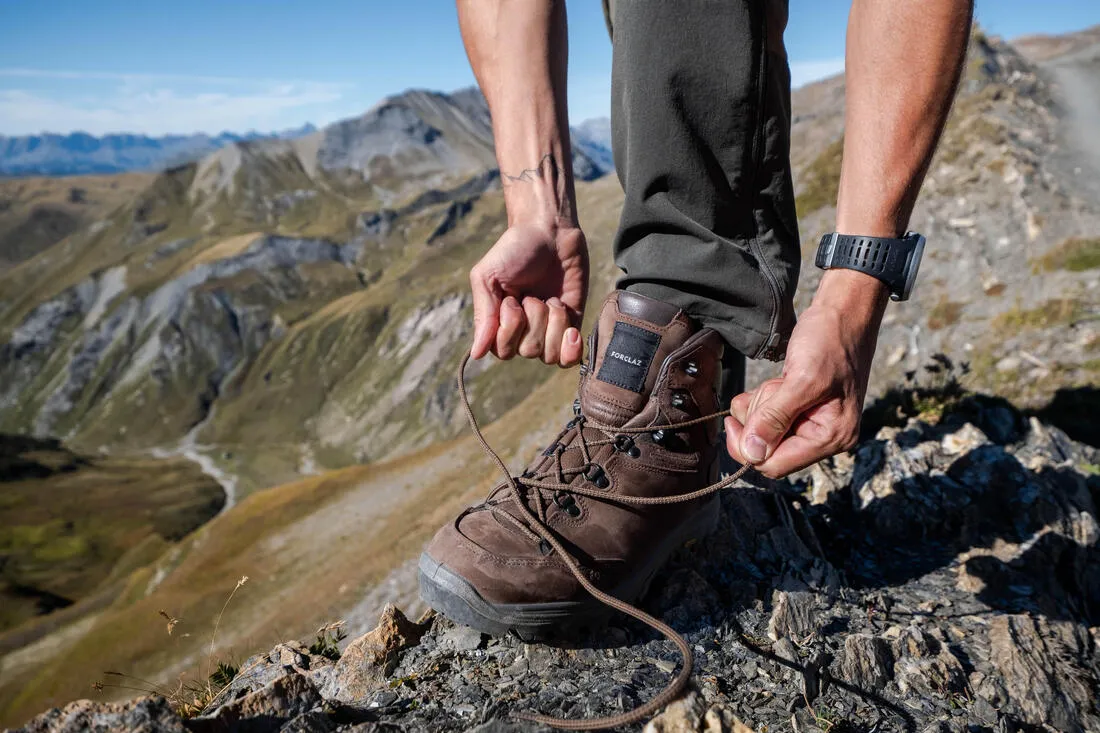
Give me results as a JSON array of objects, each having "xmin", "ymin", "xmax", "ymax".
[{"xmin": 580, "ymin": 290, "xmax": 697, "ymax": 427}]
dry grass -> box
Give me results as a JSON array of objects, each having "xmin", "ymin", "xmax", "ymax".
[
  {"xmin": 178, "ymin": 232, "xmax": 262, "ymax": 271},
  {"xmin": 990, "ymin": 298, "xmax": 1086, "ymax": 336},
  {"xmin": 795, "ymin": 138, "xmax": 843, "ymax": 216},
  {"xmin": 927, "ymin": 298, "xmax": 966, "ymax": 330},
  {"xmin": 0, "ymin": 440, "xmax": 222, "ymax": 634},
  {"xmin": 1036, "ymin": 236, "xmax": 1100, "ymax": 273}
]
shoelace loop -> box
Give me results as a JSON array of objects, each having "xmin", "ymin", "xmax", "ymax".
[{"xmin": 458, "ymin": 351, "xmax": 750, "ymax": 730}]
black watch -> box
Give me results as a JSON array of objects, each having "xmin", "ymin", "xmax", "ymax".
[{"xmin": 814, "ymin": 231, "xmax": 926, "ymax": 302}]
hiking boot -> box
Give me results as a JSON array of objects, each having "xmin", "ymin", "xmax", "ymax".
[{"xmin": 419, "ymin": 290, "xmax": 726, "ymax": 638}]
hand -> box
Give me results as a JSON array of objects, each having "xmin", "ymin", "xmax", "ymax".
[
  {"xmin": 469, "ymin": 222, "xmax": 588, "ymax": 366},
  {"xmin": 724, "ymin": 271, "xmax": 888, "ymax": 478}
]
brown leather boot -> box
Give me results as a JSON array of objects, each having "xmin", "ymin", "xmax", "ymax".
[{"xmin": 419, "ymin": 290, "xmax": 726, "ymax": 637}]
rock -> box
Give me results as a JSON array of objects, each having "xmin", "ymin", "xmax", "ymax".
[
  {"xmin": 320, "ymin": 604, "xmax": 429, "ymax": 703},
  {"xmin": 204, "ymin": 641, "xmax": 333, "ymax": 714},
  {"xmin": 438, "ymin": 623, "xmax": 484, "ymax": 652},
  {"xmin": 13, "ymin": 697, "xmax": 187, "ymax": 733},
  {"xmin": 767, "ymin": 591, "xmax": 819, "ymax": 642},
  {"xmin": 840, "ymin": 634, "xmax": 894, "ymax": 689},
  {"xmin": 191, "ymin": 673, "xmax": 322, "ymax": 732},
  {"xmin": 892, "ymin": 626, "xmax": 967, "ymax": 698},
  {"xmin": 642, "ymin": 690, "xmax": 753, "ymax": 733},
  {"xmin": 988, "ymin": 614, "xmax": 1100, "ymax": 731}
]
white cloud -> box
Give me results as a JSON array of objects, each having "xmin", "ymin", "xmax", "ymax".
[
  {"xmin": 789, "ymin": 58, "xmax": 846, "ymax": 89},
  {"xmin": 0, "ymin": 71, "xmax": 349, "ymax": 136}
]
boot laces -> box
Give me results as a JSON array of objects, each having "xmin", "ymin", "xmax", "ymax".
[
  {"xmin": 457, "ymin": 351, "xmax": 751, "ymax": 731},
  {"xmin": 480, "ymin": 412, "xmax": 615, "ymax": 537}
]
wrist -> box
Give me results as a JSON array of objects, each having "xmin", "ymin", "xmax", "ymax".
[
  {"xmin": 504, "ymin": 181, "xmax": 579, "ymax": 230},
  {"xmin": 812, "ymin": 269, "xmax": 890, "ymax": 327}
]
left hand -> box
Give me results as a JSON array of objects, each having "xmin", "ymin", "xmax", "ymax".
[{"xmin": 725, "ymin": 271, "xmax": 888, "ymax": 478}]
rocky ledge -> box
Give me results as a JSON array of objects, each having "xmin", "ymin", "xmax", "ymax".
[{"xmin": 13, "ymin": 394, "xmax": 1100, "ymax": 732}]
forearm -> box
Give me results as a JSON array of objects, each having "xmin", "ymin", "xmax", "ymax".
[
  {"xmin": 838, "ymin": 0, "xmax": 972, "ymax": 238},
  {"xmin": 817, "ymin": 0, "xmax": 973, "ymax": 312},
  {"xmin": 456, "ymin": 0, "xmax": 578, "ymax": 228}
]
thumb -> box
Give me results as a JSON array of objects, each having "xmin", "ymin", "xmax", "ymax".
[
  {"xmin": 741, "ymin": 378, "xmax": 814, "ymax": 464},
  {"xmin": 469, "ymin": 274, "xmax": 500, "ymax": 359}
]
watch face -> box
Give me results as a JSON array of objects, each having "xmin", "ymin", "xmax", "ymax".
[{"xmin": 898, "ymin": 233, "xmax": 926, "ymax": 301}]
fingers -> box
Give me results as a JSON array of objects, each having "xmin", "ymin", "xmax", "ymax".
[
  {"xmin": 469, "ymin": 269, "xmax": 501, "ymax": 360},
  {"xmin": 729, "ymin": 399, "xmax": 861, "ymax": 478},
  {"xmin": 494, "ymin": 296, "xmax": 527, "ymax": 359},
  {"xmin": 545, "ymin": 297, "xmax": 583, "ymax": 367},
  {"xmin": 740, "ymin": 377, "xmax": 818, "ymax": 465},
  {"xmin": 729, "ymin": 391, "xmax": 752, "ymax": 424},
  {"xmin": 517, "ymin": 298, "xmax": 548, "ymax": 359},
  {"xmin": 560, "ymin": 327, "xmax": 583, "ymax": 367}
]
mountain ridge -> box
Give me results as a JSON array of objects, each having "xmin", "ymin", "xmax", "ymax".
[
  {"xmin": 0, "ymin": 86, "xmax": 614, "ymax": 180},
  {"xmin": 0, "ymin": 125, "xmax": 318, "ymax": 177}
]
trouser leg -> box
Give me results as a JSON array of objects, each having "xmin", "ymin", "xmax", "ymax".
[{"xmin": 606, "ymin": 0, "xmax": 801, "ymax": 367}]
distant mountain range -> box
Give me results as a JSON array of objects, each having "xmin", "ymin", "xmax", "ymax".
[
  {"xmin": 0, "ymin": 94, "xmax": 614, "ymax": 178},
  {"xmin": 0, "ymin": 124, "xmax": 318, "ymax": 177}
]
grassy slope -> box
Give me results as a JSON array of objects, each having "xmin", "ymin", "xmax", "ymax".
[
  {"xmin": 0, "ymin": 173, "xmax": 152, "ymax": 268},
  {"xmin": 0, "ymin": 436, "xmax": 222, "ymax": 635}
]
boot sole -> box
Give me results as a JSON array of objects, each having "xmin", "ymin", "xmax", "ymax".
[{"xmin": 418, "ymin": 495, "xmax": 720, "ymax": 639}]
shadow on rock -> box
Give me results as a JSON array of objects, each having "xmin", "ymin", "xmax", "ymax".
[{"xmin": 1032, "ymin": 385, "xmax": 1100, "ymax": 448}]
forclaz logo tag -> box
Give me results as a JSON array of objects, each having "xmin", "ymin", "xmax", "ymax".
[
  {"xmin": 609, "ymin": 351, "xmax": 643, "ymax": 366},
  {"xmin": 597, "ymin": 322, "xmax": 662, "ymax": 393}
]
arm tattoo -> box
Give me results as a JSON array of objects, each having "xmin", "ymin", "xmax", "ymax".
[{"xmin": 501, "ymin": 153, "xmax": 560, "ymax": 186}]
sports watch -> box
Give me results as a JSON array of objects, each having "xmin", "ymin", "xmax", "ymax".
[{"xmin": 814, "ymin": 231, "xmax": 926, "ymax": 302}]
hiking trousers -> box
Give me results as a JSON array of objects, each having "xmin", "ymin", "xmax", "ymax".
[{"xmin": 603, "ymin": 0, "xmax": 801, "ymax": 399}]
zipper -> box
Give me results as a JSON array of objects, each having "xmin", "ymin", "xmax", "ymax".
[{"xmin": 746, "ymin": 3, "xmax": 785, "ymax": 361}]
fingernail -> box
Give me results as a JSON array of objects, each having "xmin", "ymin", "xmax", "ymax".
[
  {"xmin": 566, "ymin": 328, "xmax": 580, "ymax": 345},
  {"xmin": 547, "ymin": 297, "xmax": 563, "ymax": 308},
  {"xmin": 743, "ymin": 435, "xmax": 767, "ymax": 463}
]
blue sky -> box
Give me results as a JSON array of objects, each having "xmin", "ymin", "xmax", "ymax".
[{"xmin": 0, "ymin": 0, "xmax": 1097, "ymax": 136}]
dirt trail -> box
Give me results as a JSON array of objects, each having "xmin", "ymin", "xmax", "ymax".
[{"xmin": 1042, "ymin": 41, "xmax": 1100, "ymax": 205}]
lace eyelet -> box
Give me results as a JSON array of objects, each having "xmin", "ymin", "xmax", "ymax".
[
  {"xmin": 583, "ymin": 464, "xmax": 606, "ymax": 484},
  {"xmin": 670, "ymin": 391, "xmax": 688, "ymax": 409},
  {"xmin": 684, "ymin": 361, "xmax": 699, "ymax": 376},
  {"xmin": 538, "ymin": 539, "xmax": 552, "ymax": 555},
  {"xmin": 651, "ymin": 429, "xmax": 666, "ymax": 445},
  {"xmin": 566, "ymin": 504, "xmax": 581, "ymax": 518}
]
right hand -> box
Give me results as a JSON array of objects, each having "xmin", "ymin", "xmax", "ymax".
[{"xmin": 469, "ymin": 222, "xmax": 588, "ymax": 366}]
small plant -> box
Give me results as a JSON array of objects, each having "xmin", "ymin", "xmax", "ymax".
[
  {"xmin": 208, "ymin": 661, "xmax": 239, "ymax": 689},
  {"xmin": 861, "ymin": 353, "xmax": 971, "ymax": 436},
  {"xmin": 95, "ymin": 575, "xmax": 250, "ymax": 719},
  {"xmin": 309, "ymin": 621, "xmax": 347, "ymax": 661}
]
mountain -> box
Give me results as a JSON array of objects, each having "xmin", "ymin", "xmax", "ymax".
[
  {"xmin": 0, "ymin": 172, "xmax": 152, "ymax": 267},
  {"xmin": 0, "ymin": 125, "xmax": 318, "ymax": 177},
  {"xmin": 1, "ymin": 27, "xmax": 1099, "ymax": 730},
  {"xmin": 0, "ymin": 95, "xmax": 613, "ymax": 181},
  {"xmin": 572, "ymin": 116, "xmax": 614, "ymax": 173},
  {"xmin": 0, "ymin": 86, "xmax": 611, "ymax": 499}
]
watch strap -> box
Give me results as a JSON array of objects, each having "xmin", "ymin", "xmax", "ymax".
[{"xmin": 815, "ymin": 232, "xmax": 920, "ymax": 299}]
